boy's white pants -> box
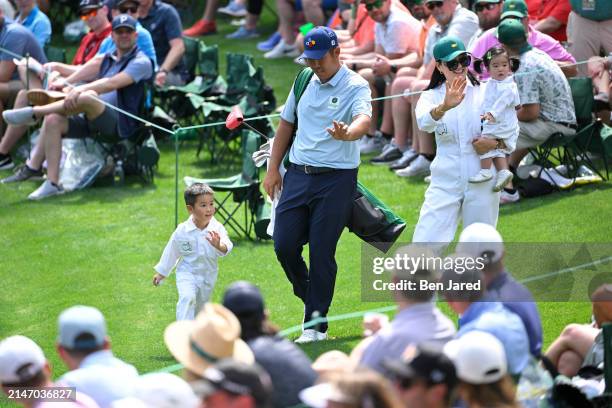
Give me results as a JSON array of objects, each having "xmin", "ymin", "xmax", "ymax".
[{"xmin": 176, "ymin": 271, "xmax": 216, "ymax": 320}]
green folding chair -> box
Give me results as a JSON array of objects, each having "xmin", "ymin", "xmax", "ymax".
[
  {"xmin": 184, "ymin": 130, "xmax": 263, "ymax": 239},
  {"xmin": 528, "ymin": 77, "xmax": 608, "ymax": 184},
  {"xmin": 44, "ymin": 45, "xmax": 67, "ymax": 63}
]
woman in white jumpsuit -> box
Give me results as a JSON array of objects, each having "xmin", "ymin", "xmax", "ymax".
[{"xmin": 413, "ymin": 36, "xmax": 500, "ymax": 243}]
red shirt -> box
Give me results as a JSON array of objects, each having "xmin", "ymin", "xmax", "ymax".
[
  {"xmin": 537, "ymin": 0, "xmax": 571, "ymax": 42},
  {"xmin": 525, "ymin": 0, "xmax": 541, "ymax": 23},
  {"xmin": 72, "ymin": 25, "xmax": 112, "ymax": 65}
]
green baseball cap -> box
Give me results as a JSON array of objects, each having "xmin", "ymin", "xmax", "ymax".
[
  {"xmin": 433, "ymin": 36, "xmax": 467, "ymax": 62},
  {"xmin": 501, "ymin": 0, "xmax": 528, "ymax": 20},
  {"xmin": 497, "ymin": 18, "xmax": 532, "ymax": 53}
]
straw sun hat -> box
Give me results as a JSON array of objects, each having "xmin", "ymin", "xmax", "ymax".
[{"xmin": 164, "ymin": 303, "xmax": 255, "ymax": 375}]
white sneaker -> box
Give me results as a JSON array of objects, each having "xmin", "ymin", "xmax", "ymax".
[
  {"xmin": 264, "ymin": 39, "xmax": 299, "ymax": 59},
  {"xmin": 500, "ymin": 189, "xmax": 520, "ymax": 204},
  {"xmin": 359, "ymin": 133, "xmax": 385, "ymax": 154},
  {"xmin": 28, "ymin": 180, "xmax": 65, "ymax": 200},
  {"xmin": 395, "ymin": 155, "xmax": 431, "ymax": 177},
  {"xmin": 294, "ymin": 329, "xmax": 327, "ymax": 344},
  {"xmin": 469, "ymin": 169, "xmax": 493, "ymax": 184},
  {"xmin": 493, "ymin": 169, "xmax": 513, "ymax": 192},
  {"xmin": 424, "ymin": 175, "xmax": 431, "ymax": 183}
]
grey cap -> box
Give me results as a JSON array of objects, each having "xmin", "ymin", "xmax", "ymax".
[{"xmin": 58, "ymin": 305, "xmax": 107, "ymax": 350}]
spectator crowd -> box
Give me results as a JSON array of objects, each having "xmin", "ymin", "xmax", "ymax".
[{"xmin": 2, "ymin": 223, "xmax": 611, "ymax": 407}]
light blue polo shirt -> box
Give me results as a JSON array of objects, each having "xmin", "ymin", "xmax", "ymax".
[
  {"xmin": 96, "ymin": 22, "xmax": 158, "ymax": 69},
  {"xmin": 16, "ymin": 6, "xmax": 51, "ymax": 48},
  {"xmin": 281, "ymin": 64, "xmax": 372, "ymax": 169}
]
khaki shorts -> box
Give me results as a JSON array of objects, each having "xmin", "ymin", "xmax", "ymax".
[{"xmin": 517, "ymin": 119, "xmax": 576, "ymax": 149}]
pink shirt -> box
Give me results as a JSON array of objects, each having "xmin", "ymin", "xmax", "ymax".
[{"xmin": 469, "ymin": 25, "xmax": 575, "ymax": 79}]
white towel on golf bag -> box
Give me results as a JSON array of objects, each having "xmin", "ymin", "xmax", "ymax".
[{"xmin": 264, "ymin": 138, "xmax": 285, "ymax": 237}]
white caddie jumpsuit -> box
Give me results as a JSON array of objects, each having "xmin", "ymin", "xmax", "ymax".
[
  {"xmin": 154, "ymin": 216, "xmax": 233, "ymax": 320},
  {"xmin": 412, "ymin": 80, "xmax": 500, "ymax": 243}
]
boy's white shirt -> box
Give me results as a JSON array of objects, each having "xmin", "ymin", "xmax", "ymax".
[{"xmin": 154, "ymin": 215, "xmax": 233, "ymax": 278}]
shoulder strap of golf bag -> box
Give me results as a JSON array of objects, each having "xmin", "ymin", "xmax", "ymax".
[{"xmin": 283, "ymin": 67, "xmax": 314, "ymax": 167}]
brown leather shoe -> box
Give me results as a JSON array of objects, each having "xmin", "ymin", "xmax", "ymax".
[{"xmin": 27, "ymin": 89, "xmax": 66, "ymax": 106}]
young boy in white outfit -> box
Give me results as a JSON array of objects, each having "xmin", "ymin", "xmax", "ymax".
[
  {"xmin": 153, "ymin": 183, "xmax": 233, "ymax": 320},
  {"xmin": 470, "ymin": 46, "xmax": 521, "ymax": 192}
]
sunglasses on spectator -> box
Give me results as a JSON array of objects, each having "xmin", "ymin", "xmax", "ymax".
[
  {"xmin": 119, "ymin": 6, "xmax": 138, "ymax": 13},
  {"xmin": 80, "ymin": 9, "xmax": 98, "ymax": 20},
  {"xmin": 475, "ymin": 2, "xmax": 500, "ymax": 12},
  {"xmin": 444, "ymin": 54, "xmax": 471, "ymax": 71},
  {"xmin": 426, "ymin": 1, "xmax": 444, "ymax": 10},
  {"xmin": 365, "ymin": 0, "xmax": 384, "ymax": 11}
]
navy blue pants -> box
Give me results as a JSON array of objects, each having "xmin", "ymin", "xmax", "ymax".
[{"xmin": 273, "ymin": 166, "xmax": 357, "ymax": 333}]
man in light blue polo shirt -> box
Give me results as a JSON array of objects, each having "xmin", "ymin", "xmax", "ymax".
[
  {"xmin": 15, "ymin": 0, "xmax": 51, "ymax": 48},
  {"xmin": 441, "ymin": 264, "xmax": 530, "ymax": 377},
  {"xmin": 264, "ymin": 26, "xmax": 372, "ymax": 344},
  {"xmin": 96, "ymin": 0, "xmax": 157, "ymax": 68},
  {"xmin": 55, "ymin": 306, "xmax": 139, "ymax": 408}
]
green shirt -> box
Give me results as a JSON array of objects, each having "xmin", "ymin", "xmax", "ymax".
[{"xmin": 570, "ymin": 0, "xmax": 612, "ymax": 21}]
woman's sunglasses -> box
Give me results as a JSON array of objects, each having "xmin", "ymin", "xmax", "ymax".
[
  {"xmin": 474, "ymin": 2, "xmax": 500, "ymax": 12},
  {"xmin": 426, "ymin": 1, "xmax": 444, "ymax": 10},
  {"xmin": 365, "ymin": 0, "xmax": 384, "ymax": 11},
  {"xmin": 444, "ymin": 54, "xmax": 471, "ymax": 71},
  {"xmin": 79, "ymin": 9, "xmax": 98, "ymax": 21},
  {"xmin": 119, "ymin": 6, "xmax": 138, "ymax": 13}
]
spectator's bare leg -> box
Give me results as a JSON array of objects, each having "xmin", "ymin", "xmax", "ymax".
[
  {"xmin": 302, "ymin": 0, "xmax": 326, "ymax": 27},
  {"xmin": 277, "ymin": 0, "xmax": 297, "ymax": 44},
  {"xmin": 408, "ymin": 81, "xmax": 432, "ymax": 154},
  {"xmin": 545, "ymin": 323, "xmax": 599, "ymax": 377},
  {"xmin": 0, "ymin": 90, "xmax": 31, "ymax": 155},
  {"xmin": 202, "ymin": 0, "xmax": 220, "ymax": 22},
  {"xmin": 390, "ymin": 76, "xmax": 417, "ymax": 150},
  {"xmin": 30, "ymin": 92, "xmax": 105, "ymax": 184},
  {"xmin": 379, "ymin": 82, "xmax": 394, "ymax": 136},
  {"xmin": 358, "ymin": 68, "xmax": 378, "ymax": 135}
]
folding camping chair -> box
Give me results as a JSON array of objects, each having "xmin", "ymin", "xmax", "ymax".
[
  {"xmin": 528, "ymin": 77, "xmax": 609, "ymax": 185},
  {"xmin": 197, "ymin": 53, "xmax": 274, "ymax": 161},
  {"xmin": 44, "ymin": 45, "xmax": 67, "ymax": 63},
  {"xmin": 184, "ymin": 130, "xmax": 263, "ymax": 239}
]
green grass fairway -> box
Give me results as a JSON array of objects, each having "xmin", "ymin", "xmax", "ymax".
[{"xmin": 1, "ymin": 7, "xmax": 611, "ymax": 407}]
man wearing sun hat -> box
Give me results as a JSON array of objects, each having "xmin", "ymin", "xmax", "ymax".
[
  {"xmin": 495, "ymin": 18, "xmax": 576, "ymax": 204},
  {"xmin": 469, "ymin": 0, "xmax": 576, "ymax": 79},
  {"xmin": 0, "ymin": 335, "xmax": 99, "ymax": 407},
  {"xmin": 164, "ymin": 303, "xmax": 255, "ymax": 378},
  {"xmin": 263, "ymin": 26, "xmax": 372, "ymax": 344}
]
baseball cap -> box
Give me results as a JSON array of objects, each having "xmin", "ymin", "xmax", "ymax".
[
  {"xmin": 496, "ymin": 18, "xmax": 532, "ymax": 53},
  {"xmin": 134, "ymin": 373, "xmax": 200, "ymax": 408},
  {"xmin": 112, "ymin": 14, "xmax": 137, "ymax": 31},
  {"xmin": 300, "ymin": 26, "xmax": 338, "ymax": 60},
  {"xmin": 222, "ymin": 281, "xmax": 265, "ymax": 318},
  {"xmin": 0, "ymin": 336, "xmax": 46, "ymax": 384},
  {"xmin": 197, "ymin": 359, "xmax": 273, "ymax": 407},
  {"xmin": 444, "ymin": 331, "xmax": 507, "ymax": 384},
  {"xmin": 500, "ymin": 0, "xmax": 528, "ymax": 20},
  {"xmin": 58, "ymin": 305, "xmax": 107, "ymax": 350},
  {"xmin": 433, "ymin": 36, "xmax": 467, "ymax": 62},
  {"xmin": 79, "ymin": 0, "xmax": 103, "ymax": 14},
  {"xmin": 456, "ymin": 222, "xmax": 504, "ymax": 264},
  {"xmin": 383, "ymin": 343, "xmax": 458, "ymax": 388}
]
